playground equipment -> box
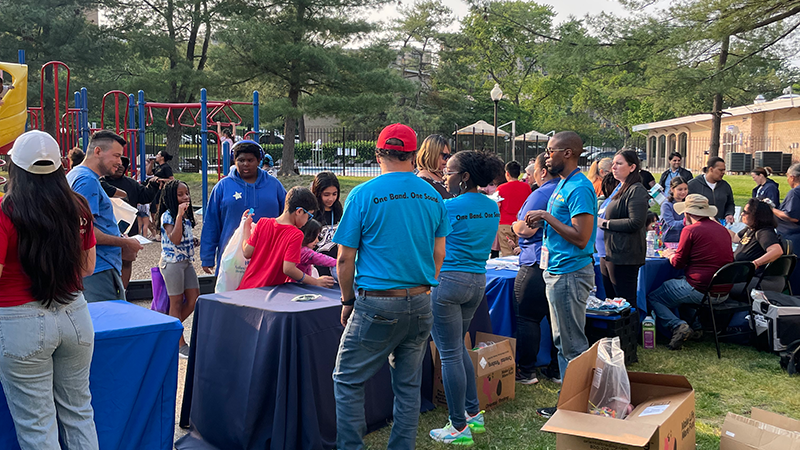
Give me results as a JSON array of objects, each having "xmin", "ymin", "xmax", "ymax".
[{"xmin": 0, "ymin": 50, "xmax": 260, "ymax": 208}]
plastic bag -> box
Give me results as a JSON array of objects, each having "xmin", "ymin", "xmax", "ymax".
[
  {"xmin": 214, "ymin": 216, "xmax": 249, "ymax": 292},
  {"xmin": 587, "ymin": 336, "xmax": 631, "ymax": 419},
  {"xmin": 150, "ymin": 267, "xmax": 170, "ymax": 313}
]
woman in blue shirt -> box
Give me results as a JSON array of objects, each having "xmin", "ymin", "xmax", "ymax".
[
  {"xmin": 751, "ymin": 167, "xmax": 780, "ymax": 207},
  {"xmin": 660, "ymin": 176, "xmax": 688, "ymax": 243},
  {"xmin": 512, "ymin": 153, "xmax": 561, "ymax": 384},
  {"xmin": 429, "ymin": 151, "xmax": 504, "ymax": 446}
]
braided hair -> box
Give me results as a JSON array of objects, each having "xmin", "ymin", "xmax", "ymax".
[{"xmin": 155, "ymin": 180, "xmax": 196, "ymax": 230}]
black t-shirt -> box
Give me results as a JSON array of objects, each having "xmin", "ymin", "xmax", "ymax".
[
  {"xmin": 735, "ymin": 228, "xmax": 780, "ymax": 263},
  {"xmin": 640, "ymin": 170, "xmax": 656, "ymax": 189},
  {"xmin": 154, "ymin": 164, "xmax": 174, "ymax": 179}
]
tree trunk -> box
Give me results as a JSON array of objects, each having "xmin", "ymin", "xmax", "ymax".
[
  {"xmin": 298, "ymin": 116, "xmax": 306, "ymax": 143},
  {"xmin": 278, "ymin": 88, "xmax": 300, "ymax": 176},
  {"xmin": 165, "ymin": 125, "xmax": 183, "ymax": 172},
  {"xmin": 708, "ymin": 35, "xmax": 730, "ymax": 158}
]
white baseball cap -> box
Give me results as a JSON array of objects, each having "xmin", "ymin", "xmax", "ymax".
[{"xmin": 8, "ymin": 130, "xmax": 62, "ymax": 174}]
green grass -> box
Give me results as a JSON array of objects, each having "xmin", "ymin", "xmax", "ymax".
[{"xmin": 363, "ymin": 340, "xmax": 799, "ymax": 450}]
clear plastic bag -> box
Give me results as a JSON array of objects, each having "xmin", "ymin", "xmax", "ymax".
[{"xmin": 587, "ymin": 336, "xmax": 632, "ymax": 419}]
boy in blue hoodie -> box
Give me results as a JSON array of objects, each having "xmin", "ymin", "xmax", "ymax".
[{"xmin": 201, "ymin": 141, "xmax": 287, "ymax": 274}]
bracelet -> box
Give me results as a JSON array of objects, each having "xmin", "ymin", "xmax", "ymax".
[
  {"xmin": 298, "ymin": 273, "xmax": 306, "ymax": 283},
  {"xmin": 341, "ymin": 297, "xmax": 356, "ymax": 306}
]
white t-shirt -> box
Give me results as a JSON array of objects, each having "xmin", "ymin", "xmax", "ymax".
[{"xmin": 704, "ymin": 175, "xmax": 717, "ymax": 191}]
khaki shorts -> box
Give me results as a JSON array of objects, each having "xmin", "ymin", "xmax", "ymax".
[{"xmin": 159, "ymin": 260, "xmax": 199, "ymax": 296}]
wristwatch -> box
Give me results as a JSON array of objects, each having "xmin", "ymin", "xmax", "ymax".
[{"xmin": 341, "ymin": 297, "xmax": 356, "ymax": 306}]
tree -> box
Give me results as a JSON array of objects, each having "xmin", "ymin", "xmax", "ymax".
[{"xmin": 217, "ymin": 0, "xmax": 412, "ymax": 175}]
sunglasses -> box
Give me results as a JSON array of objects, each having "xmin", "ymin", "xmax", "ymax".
[
  {"xmin": 296, "ymin": 207, "xmax": 314, "ymax": 220},
  {"xmin": 442, "ymin": 169, "xmax": 462, "ymax": 177},
  {"xmin": 441, "ymin": 152, "xmax": 452, "ymax": 160}
]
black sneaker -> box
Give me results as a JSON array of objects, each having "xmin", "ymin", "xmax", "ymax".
[
  {"xmin": 540, "ymin": 366, "xmax": 562, "ymax": 384},
  {"xmin": 179, "ymin": 344, "xmax": 190, "ymax": 359},
  {"xmin": 668, "ymin": 323, "xmax": 692, "ymax": 350},
  {"xmin": 537, "ymin": 406, "xmax": 557, "ymax": 418},
  {"xmin": 515, "ymin": 371, "xmax": 539, "ymax": 385}
]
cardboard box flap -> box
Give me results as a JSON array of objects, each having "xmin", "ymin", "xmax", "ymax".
[
  {"xmin": 469, "ymin": 340, "xmax": 515, "ymax": 377},
  {"xmin": 628, "ymin": 371, "xmax": 693, "ymax": 390},
  {"xmin": 721, "ymin": 412, "xmax": 800, "ymax": 450},
  {"xmin": 556, "ymin": 343, "xmax": 599, "ymax": 411},
  {"xmin": 542, "ymin": 409, "xmax": 659, "ymax": 447},
  {"xmin": 751, "ymin": 408, "xmax": 800, "ymax": 433},
  {"xmin": 474, "ymin": 331, "xmax": 516, "ymax": 356}
]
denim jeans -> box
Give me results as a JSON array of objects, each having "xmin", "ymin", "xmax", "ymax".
[
  {"xmin": 514, "ymin": 265, "xmax": 559, "ymax": 377},
  {"xmin": 544, "ymin": 264, "xmax": 594, "ymax": 380},
  {"xmin": 0, "ymin": 295, "xmax": 99, "ymax": 450},
  {"xmin": 647, "ymin": 277, "xmax": 705, "ymax": 331},
  {"xmin": 430, "ymin": 272, "xmax": 484, "ymax": 430},
  {"xmin": 333, "ymin": 292, "xmax": 433, "ymax": 450}
]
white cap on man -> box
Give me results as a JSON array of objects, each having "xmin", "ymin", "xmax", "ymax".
[{"xmin": 8, "ymin": 130, "xmax": 62, "ymax": 174}]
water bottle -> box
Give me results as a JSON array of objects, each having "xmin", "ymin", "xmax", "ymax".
[
  {"xmin": 646, "ymin": 230, "xmax": 656, "ymax": 257},
  {"xmin": 649, "ymin": 184, "xmax": 667, "ymax": 205},
  {"xmin": 642, "ymin": 315, "xmax": 656, "ymax": 349}
]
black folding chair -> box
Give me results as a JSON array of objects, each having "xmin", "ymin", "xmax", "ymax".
[
  {"xmin": 783, "ymin": 238, "xmax": 793, "ymax": 256},
  {"xmin": 687, "ymin": 262, "xmax": 755, "ymax": 359},
  {"xmin": 756, "ymin": 254, "xmax": 797, "ymax": 295}
]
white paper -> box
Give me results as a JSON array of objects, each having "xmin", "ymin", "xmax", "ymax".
[
  {"xmin": 639, "ymin": 404, "xmax": 670, "ymax": 417},
  {"xmin": 725, "ymin": 431, "xmax": 735, "ymax": 437},
  {"xmin": 133, "ymin": 234, "xmax": 152, "ymax": 245}
]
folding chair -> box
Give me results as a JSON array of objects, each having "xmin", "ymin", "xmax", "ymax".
[
  {"xmin": 756, "ymin": 254, "xmax": 796, "ymax": 295},
  {"xmin": 687, "ymin": 261, "xmax": 755, "ymax": 359}
]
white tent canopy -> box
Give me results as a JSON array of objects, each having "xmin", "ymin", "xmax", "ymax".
[
  {"xmin": 454, "ymin": 120, "xmax": 509, "ymax": 136},
  {"xmin": 515, "ymin": 130, "xmax": 549, "ymax": 142}
]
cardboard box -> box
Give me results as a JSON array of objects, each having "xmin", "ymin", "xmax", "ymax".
[
  {"xmin": 430, "ymin": 332, "xmax": 516, "ymax": 411},
  {"xmin": 720, "ymin": 408, "xmax": 800, "ymax": 450},
  {"xmin": 541, "ymin": 340, "xmax": 696, "ymax": 450}
]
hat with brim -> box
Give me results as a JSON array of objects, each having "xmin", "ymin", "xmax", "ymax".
[{"xmin": 674, "ymin": 193, "xmax": 717, "ymax": 218}]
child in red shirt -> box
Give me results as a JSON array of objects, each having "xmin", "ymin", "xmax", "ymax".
[{"xmin": 237, "ymin": 187, "xmax": 335, "ymax": 290}]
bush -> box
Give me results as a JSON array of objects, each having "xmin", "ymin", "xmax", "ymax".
[{"xmin": 262, "ymin": 141, "xmax": 378, "ymax": 165}]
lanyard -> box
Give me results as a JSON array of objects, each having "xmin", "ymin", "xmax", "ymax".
[
  {"xmin": 544, "ymin": 168, "xmax": 581, "ymax": 239},
  {"xmin": 598, "ymin": 183, "xmax": 621, "ymax": 218}
]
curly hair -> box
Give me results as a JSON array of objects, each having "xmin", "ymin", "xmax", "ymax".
[{"xmin": 450, "ymin": 151, "xmax": 505, "ymax": 189}]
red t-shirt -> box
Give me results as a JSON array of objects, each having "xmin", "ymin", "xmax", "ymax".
[
  {"xmin": 237, "ymin": 218, "xmax": 303, "ymax": 290},
  {"xmin": 0, "ymin": 199, "xmax": 96, "ymax": 307},
  {"xmin": 670, "ymin": 218, "xmax": 733, "ymax": 291},
  {"xmin": 497, "ymin": 180, "xmax": 531, "ymax": 225}
]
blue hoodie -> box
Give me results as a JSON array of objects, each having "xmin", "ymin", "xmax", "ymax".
[{"xmin": 200, "ymin": 167, "xmax": 286, "ymax": 270}]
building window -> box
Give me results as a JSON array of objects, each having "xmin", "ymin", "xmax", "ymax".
[{"xmin": 678, "ymin": 133, "xmax": 687, "ymax": 157}]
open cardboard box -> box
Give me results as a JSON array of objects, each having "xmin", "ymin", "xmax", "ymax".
[
  {"xmin": 430, "ymin": 332, "xmax": 516, "ymax": 411},
  {"xmin": 720, "ymin": 408, "xmax": 800, "ymax": 450},
  {"xmin": 541, "ymin": 340, "xmax": 696, "ymax": 450}
]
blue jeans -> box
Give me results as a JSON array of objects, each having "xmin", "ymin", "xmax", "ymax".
[
  {"xmin": 544, "ymin": 264, "xmax": 594, "ymax": 380},
  {"xmin": 430, "ymin": 272, "xmax": 484, "ymax": 430},
  {"xmin": 333, "ymin": 292, "xmax": 434, "ymax": 450},
  {"xmin": 0, "ymin": 295, "xmax": 99, "ymax": 450},
  {"xmin": 647, "ymin": 277, "xmax": 705, "ymax": 331}
]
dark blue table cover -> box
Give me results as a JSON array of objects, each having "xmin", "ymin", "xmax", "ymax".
[
  {"xmin": 0, "ymin": 300, "xmax": 183, "ymax": 450},
  {"xmin": 483, "ymin": 257, "xmax": 682, "ymax": 366},
  {"xmin": 176, "ymin": 284, "xmax": 492, "ymax": 450}
]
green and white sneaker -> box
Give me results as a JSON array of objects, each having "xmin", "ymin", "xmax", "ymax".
[
  {"xmin": 465, "ymin": 410, "xmax": 485, "ymax": 434},
  {"xmin": 430, "ymin": 420, "xmax": 474, "ymax": 446}
]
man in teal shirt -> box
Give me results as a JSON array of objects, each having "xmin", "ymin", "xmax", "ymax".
[{"xmin": 525, "ymin": 131, "xmax": 597, "ymax": 418}]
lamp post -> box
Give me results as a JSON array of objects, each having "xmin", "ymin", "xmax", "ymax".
[{"xmin": 490, "ymin": 83, "xmax": 503, "ymax": 153}]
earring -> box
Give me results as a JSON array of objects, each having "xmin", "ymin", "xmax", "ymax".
[{"xmin": 459, "ymin": 180, "xmax": 468, "ymax": 193}]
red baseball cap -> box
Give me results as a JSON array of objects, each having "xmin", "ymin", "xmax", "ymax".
[{"xmin": 377, "ymin": 123, "xmax": 417, "ymax": 152}]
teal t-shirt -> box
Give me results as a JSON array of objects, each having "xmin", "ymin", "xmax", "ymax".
[
  {"xmin": 441, "ymin": 193, "xmax": 500, "ymax": 274},
  {"xmin": 543, "ymin": 169, "xmax": 597, "ymax": 274},
  {"xmin": 333, "ymin": 172, "xmax": 452, "ymax": 291}
]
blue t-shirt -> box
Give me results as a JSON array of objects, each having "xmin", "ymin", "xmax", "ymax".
[
  {"xmin": 160, "ymin": 210, "xmax": 195, "ymax": 263},
  {"xmin": 778, "ymin": 185, "xmax": 800, "ymax": 240},
  {"xmin": 440, "ymin": 193, "xmax": 500, "ymax": 274},
  {"xmin": 543, "ymin": 170, "xmax": 597, "ymax": 274},
  {"xmin": 595, "ymin": 183, "xmax": 621, "ymax": 258},
  {"xmin": 66, "ymin": 165, "xmax": 121, "ymax": 274},
  {"xmin": 333, "ymin": 172, "xmax": 452, "ymax": 290},
  {"xmin": 517, "ymin": 179, "xmax": 558, "ymax": 266}
]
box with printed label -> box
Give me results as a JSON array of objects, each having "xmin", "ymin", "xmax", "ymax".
[
  {"xmin": 720, "ymin": 408, "xmax": 800, "ymax": 450},
  {"xmin": 541, "ymin": 340, "xmax": 696, "ymax": 450},
  {"xmin": 430, "ymin": 332, "xmax": 516, "ymax": 412}
]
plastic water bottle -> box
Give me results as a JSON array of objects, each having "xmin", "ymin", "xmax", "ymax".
[
  {"xmin": 642, "ymin": 315, "xmax": 656, "ymax": 349},
  {"xmin": 646, "ymin": 231, "xmax": 656, "ymax": 257},
  {"xmin": 649, "ymin": 184, "xmax": 667, "ymax": 205}
]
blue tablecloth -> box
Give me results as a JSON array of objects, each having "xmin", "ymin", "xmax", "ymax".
[
  {"xmin": 176, "ymin": 284, "xmax": 492, "ymax": 450},
  {"xmin": 0, "ymin": 300, "xmax": 184, "ymax": 450},
  {"xmin": 484, "ymin": 257, "xmax": 682, "ymax": 366}
]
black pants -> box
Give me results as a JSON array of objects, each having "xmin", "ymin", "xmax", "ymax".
[
  {"xmin": 599, "ymin": 257, "xmax": 640, "ymax": 303},
  {"xmin": 514, "ymin": 264, "xmax": 559, "ymax": 376}
]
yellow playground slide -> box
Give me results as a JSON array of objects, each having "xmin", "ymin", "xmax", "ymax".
[{"xmin": 0, "ymin": 62, "xmax": 28, "ymax": 154}]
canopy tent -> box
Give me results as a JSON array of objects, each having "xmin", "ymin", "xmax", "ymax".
[
  {"xmin": 454, "ymin": 120, "xmax": 509, "ymax": 136},
  {"xmin": 515, "ymin": 130, "xmax": 549, "ymax": 141}
]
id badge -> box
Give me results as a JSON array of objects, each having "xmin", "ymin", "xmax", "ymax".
[{"xmin": 539, "ymin": 246, "xmax": 549, "ymax": 271}]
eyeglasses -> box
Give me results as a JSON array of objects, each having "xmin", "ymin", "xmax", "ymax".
[
  {"xmin": 544, "ymin": 148, "xmax": 569, "ymax": 155},
  {"xmin": 296, "ymin": 207, "xmax": 314, "ymax": 220},
  {"xmin": 440, "ymin": 152, "xmax": 452, "ymax": 161},
  {"xmin": 442, "ymin": 169, "xmax": 462, "ymax": 177}
]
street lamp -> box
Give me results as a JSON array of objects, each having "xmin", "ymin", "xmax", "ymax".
[{"xmin": 490, "ymin": 83, "xmax": 503, "ymax": 153}]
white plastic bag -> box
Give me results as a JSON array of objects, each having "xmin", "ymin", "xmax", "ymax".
[
  {"xmin": 587, "ymin": 336, "xmax": 631, "ymax": 419},
  {"xmin": 214, "ymin": 217, "xmax": 249, "ymax": 292}
]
